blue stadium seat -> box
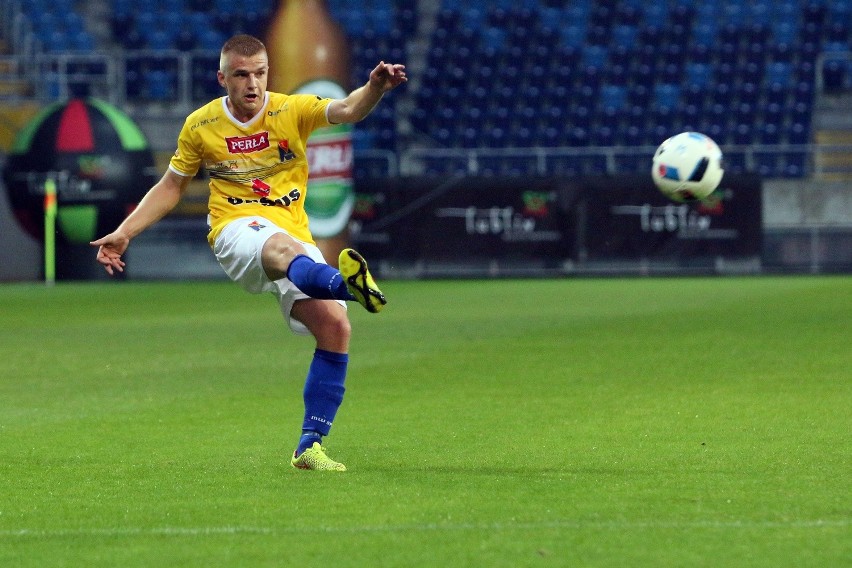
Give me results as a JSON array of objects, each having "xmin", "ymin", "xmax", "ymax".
[
  {"xmin": 793, "ymin": 80, "xmax": 814, "ymax": 106},
  {"xmin": 617, "ymin": 0, "xmax": 643, "ymax": 26},
  {"xmin": 62, "ymin": 11, "xmax": 85, "ymax": 32},
  {"xmin": 766, "ymin": 61, "xmax": 793, "ymax": 88},
  {"xmin": 762, "ymin": 102, "xmax": 785, "ymax": 125},
  {"xmin": 732, "ymin": 123, "xmax": 754, "ymax": 145},
  {"xmin": 642, "ymin": 3, "xmax": 668, "ymax": 25},
  {"xmin": 679, "ymin": 103, "xmax": 701, "ymax": 130},
  {"xmin": 645, "ymin": 124, "xmax": 671, "ymax": 146},
  {"xmin": 570, "ymin": 104, "xmax": 594, "ymax": 131},
  {"xmin": 44, "ymin": 30, "xmax": 70, "ymax": 52},
  {"xmin": 560, "ymin": 25, "xmax": 588, "ymax": 50},
  {"xmin": 715, "ymin": 40, "xmax": 739, "ymax": 66},
  {"xmin": 162, "ymin": 0, "xmax": 186, "ymax": 12},
  {"xmin": 802, "ymin": 1, "xmax": 827, "ymax": 25},
  {"xmin": 654, "ymin": 83, "xmax": 680, "ymax": 113},
  {"xmin": 71, "ymin": 30, "xmax": 95, "ymax": 51},
  {"xmin": 686, "ymin": 62, "xmax": 712, "ymax": 88},
  {"xmin": 147, "ymin": 30, "xmax": 174, "ymax": 50},
  {"xmin": 712, "ymin": 81, "xmax": 733, "ymax": 105},
  {"xmin": 702, "ymin": 120, "xmax": 727, "ymax": 146},
  {"xmin": 191, "ymin": 52, "xmax": 221, "ymax": 99},
  {"xmin": 771, "ymin": 0, "xmax": 798, "ymax": 25},
  {"xmin": 669, "ymin": 2, "xmax": 693, "ymax": 26},
  {"xmin": 628, "ymin": 59, "xmax": 653, "ymax": 86},
  {"xmin": 737, "ymin": 81, "xmax": 760, "ymax": 105},
  {"xmin": 787, "ymin": 122, "xmax": 810, "ymax": 145},
  {"xmin": 748, "ymin": 0, "xmax": 773, "ymax": 24},
  {"xmin": 624, "ymin": 104, "xmax": 646, "ymax": 129},
  {"xmin": 481, "ymin": 26, "xmax": 506, "ymax": 51},
  {"xmin": 782, "ymin": 152, "xmax": 807, "ymax": 177},
  {"xmin": 484, "ymin": 127, "xmax": 508, "ymax": 148},
  {"xmin": 755, "ymin": 152, "xmax": 779, "ymax": 178},
  {"xmin": 659, "ymin": 62, "xmax": 683, "ymax": 85},
  {"xmin": 822, "ymin": 43, "xmax": 852, "ymax": 91},
  {"xmin": 51, "ymin": 0, "xmax": 74, "ymax": 13},
  {"xmin": 790, "ymin": 101, "xmax": 812, "ymax": 129},
  {"xmin": 622, "ymin": 124, "xmax": 644, "ymax": 146},
  {"xmin": 145, "ymin": 69, "xmax": 176, "ymax": 101},
  {"xmin": 460, "ymin": 6, "xmax": 486, "ymax": 29},
  {"xmin": 759, "ymin": 122, "xmax": 781, "ymax": 145},
  {"xmin": 188, "ymin": 11, "xmax": 213, "ymax": 39},
  {"xmin": 534, "ymin": 126, "xmax": 560, "ymax": 148},
  {"xmin": 581, "ymin": 44, "xmax": 608, "ymax": 70},
  {"xmin": 197, "ymin": 28, "xmax": 226, "ymax": 50},
  {"xmin": 725, "ymin": 151, "xmax": 747, "ymax": 174},
  {"xmin": 352, "ymin": 128, "xmax": 375, "ymax": 151},
  {"xmin": 612, "ymin": 24, "xmax": 638, "ymax": 49},
  {"xmin": 599, "ymin": 84, "xmax": 627, "ymax": 115}
]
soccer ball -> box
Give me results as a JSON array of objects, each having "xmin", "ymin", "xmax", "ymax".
[{"xmin": 651, "ymin": 132, "xmax": 724, "ymax": 202}]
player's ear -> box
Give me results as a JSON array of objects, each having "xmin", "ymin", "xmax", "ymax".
[{"xmin": 217, "ymin": 70, "xmax": 226, "ymax": 88}]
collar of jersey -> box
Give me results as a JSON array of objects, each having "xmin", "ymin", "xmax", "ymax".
[{"xmin": 221, "ymin": 92, "xmax": 269, "ymax": 128}]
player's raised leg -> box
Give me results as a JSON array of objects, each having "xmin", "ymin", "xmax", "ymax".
[
  {"xmin": 338, "ymin": 248, "xmax": 387, "ymax": 313},
  {"xmin": 262, "ymin": 233, "xmax": 386, "ymax": 312}
]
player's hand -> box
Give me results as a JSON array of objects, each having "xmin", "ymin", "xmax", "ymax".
[
  {"xmin": 369, "ymin": 62, "xmax": 407, "ymax": 92},
  {"xmin": 90, "ymin": 231, "xmax": 130, "ymax": 276}
]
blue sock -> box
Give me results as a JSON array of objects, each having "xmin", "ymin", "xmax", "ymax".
[
  {"xmin": 297, "ymin": 349, "xmax": 349, "ymax": 454},
  {"xmin": 286, "ymin": 255, "xmax": 355, "ymax": 301},
  {"xmin": 296, "ymin": 430, "xmax": 322, "ymax": 456}
]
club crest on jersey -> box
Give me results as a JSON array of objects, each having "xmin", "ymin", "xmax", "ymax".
[
  {"xmin": 278, "ymin": 139, "xmax": 296, "ymax": 162},
  {"xmin": 226, "ymin": 132, "xmax": 269, "ymax": 153},
  {"xmin": 252, "ymin": 178, "xmax": 271, "ymax": 197},
  {"xmin": 247, "ymin": 220, "xmax": 266, "ymax": 231}
]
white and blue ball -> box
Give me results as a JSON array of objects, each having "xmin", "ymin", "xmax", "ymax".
[{"xmin": 652, "ymin": 132, "xmax": 724, "ymax": 202}]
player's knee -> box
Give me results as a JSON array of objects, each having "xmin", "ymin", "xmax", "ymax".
[
  {"xmin": 315, "ymin": 312, "xmax": 351, "ymax": 349},
  {"xmin": 328, "ymin": 313, "xmax": 352, "ymax": 343},
  {"xmin": 262, "ymin": 233, "xmax": 306, "ymax": 278}
]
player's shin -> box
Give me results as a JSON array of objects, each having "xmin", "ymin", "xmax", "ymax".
[{"xmin": 296, "ymin": 349, "xmax": 348, "ymax": 456}]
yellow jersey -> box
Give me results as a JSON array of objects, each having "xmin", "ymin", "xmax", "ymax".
[{"xmin": 169, "ymin": 92, "xmax": 333, "ymax": 247}]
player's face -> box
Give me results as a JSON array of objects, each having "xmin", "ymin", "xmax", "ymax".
[{"xmin": 218, "ymin": 51, "xmax": 269, "ymax": 121}]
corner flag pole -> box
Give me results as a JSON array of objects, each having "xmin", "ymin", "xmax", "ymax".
[{"xmin": 44, "ymin": 178, "xmax": 57, "ymax": 285}]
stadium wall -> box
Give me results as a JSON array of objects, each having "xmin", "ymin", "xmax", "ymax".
[{"xmin": 0, "ymin": 168, "xmax": 849, "ymax": 281}]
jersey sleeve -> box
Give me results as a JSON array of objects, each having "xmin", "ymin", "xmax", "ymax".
[
  {"xmin": 168, "ymin": 118, "xmax": 203, "ymax": 178},
  {"xmin": 295, "ymin": 94, "xmax": 334, "ymax": 138}
]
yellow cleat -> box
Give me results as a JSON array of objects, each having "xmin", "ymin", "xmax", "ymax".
[
  {"xmin": 338, "ymin": 248, "xmax": 387, "ymax": 313},
  {"xmin": 291, "ymin": 442, "xmax": 347, "ymax": 471}
]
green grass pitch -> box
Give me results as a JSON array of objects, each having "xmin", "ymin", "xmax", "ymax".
[{"xmin": 0, "ymin": 276, "xmax": 849, "ymax": 567}]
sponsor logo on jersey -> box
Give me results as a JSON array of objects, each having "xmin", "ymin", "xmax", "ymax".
[
  {"xmin": 247, "ymin": 220, "xmax": 266, "ymax": 231},
  {"xmin": 278, "ymin": 139, "xmax": 296, "ymax": 162},
  {"xmin": 252, "ymin": 178, "xmax": 271, "ymax": 197},
  {"xmin": 191, "ymin": 116, "xmax": 219, "ymax": 130},
  {"xmin": 225, "ymin": 132, "xmax": 270, "ymax": 154},
  {"xmin": 226, "ymin": 188, "xmax": 302, "ymax": 208}
]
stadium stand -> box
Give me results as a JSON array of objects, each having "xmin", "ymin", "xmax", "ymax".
[{"xmin": 1, "ymin": 0, "xmax": 851, "ymax": 179}]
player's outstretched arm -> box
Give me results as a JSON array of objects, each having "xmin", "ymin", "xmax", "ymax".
[
  {"xmin": 367, "ymin": 61, "xmax": 408, "ymax": 93},
  {"xmin": 327, "ymin": 61, "xmax": 407, "ymax": 125},
  {"xmin": 90, "ymin": 169, "xmax": 189, "ymax": 275}
]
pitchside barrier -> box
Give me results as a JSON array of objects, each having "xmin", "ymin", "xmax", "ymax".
[{"xmin": 350, "ymin": 173, "xmax": 763, "ymax": 278}]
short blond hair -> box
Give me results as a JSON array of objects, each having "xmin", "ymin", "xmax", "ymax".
[{"xmin": 219, "ymin": 34, "xmax": 267, "ymax": 72}]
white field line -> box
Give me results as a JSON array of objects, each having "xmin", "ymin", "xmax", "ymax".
[{"xmin": 0, "ymin": 519, "xmax": 848, "ymax": 539}]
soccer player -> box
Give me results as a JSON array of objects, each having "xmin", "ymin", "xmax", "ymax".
[{"xmin": 91, "ymin": 34, "xmax": 407, "ymax": 471}]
